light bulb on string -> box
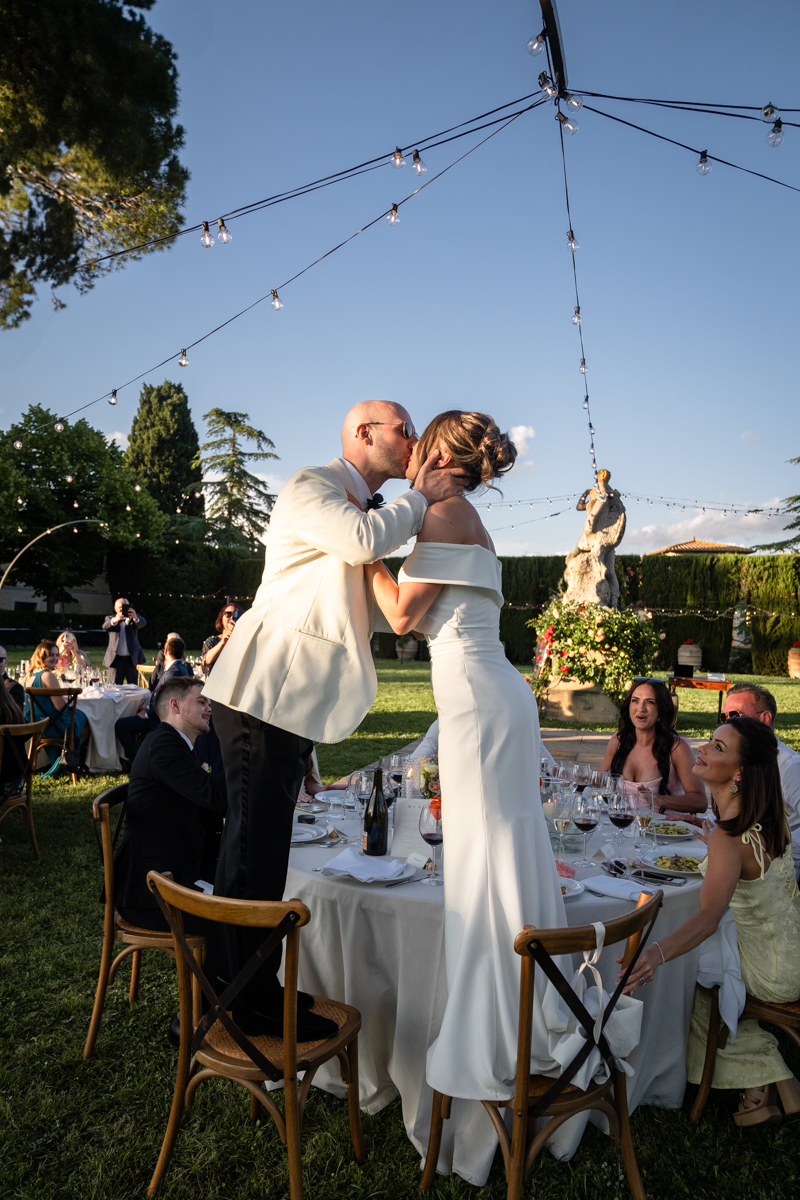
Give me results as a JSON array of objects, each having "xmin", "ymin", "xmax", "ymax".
[
  {"xmin": 526, "ymin": 30, "xmax": 546, "ymax": 56},
  {"xmin": 126, "ymin": 504, "xmax": 131, "ymax": 511},
  {"xmin": 767, "ymin": 119, "xmax": 784, "ymax": 147},
  {"xmin": 761, "ymin": 102, "xmax": 779, "ymax": 123},
  {"xmin": 73, "ymin": 500, "xmax": 79, "ymax": 508},
  {"xmin": 73, "ymin": 527, "xmax": 78, "ymax": 533},
  {"xmin": 200, "ymin": 221, "xmax": 215, "ymax": 248},
  {"xmin": 55, "ymin": 421, "xmax": 64, "ymax": 432},
  {"xmin": 572, "ymin": 306, "xmax": 581, "ymax": 325},
  {"xmin": 696, "ymin": 150, "xmax": 712, "ymax": 175},
  {"xmin": 108, "ymin": 390, "xmax": 117, "ymax": 406},
  {"xmin": 411, "ymin": 149, "xmax": 427, "ymax": 175},
  {"xmin": 582, "ymin": 396, "xmax": 589, "ymax": 409},
  {"xmin": 579, "ymin": 358, "xmax": 587, "ymax": 374},
  {"xmin": 134, "ymin": 484, "xmax": 141, "ymax": 492},
  {"xmin": 17, "ymin": 526, "xmax": 22, "ymax": 533},
  {"xmin": 217, "ymin": 218, "xmax": 232, "ymax": 244},
  {"xmin": 556, "ymin": 111, "xmax": 578, "ymax": 136},
  {"xmin": 567, "ymin": 229, "xmax": 579, "ymax": 252},
  {"xmin": 66, "ymin": 474, "xmax": 73, "ymax": 482},
  {"xmin": 391, "ymin": 146, "xmax": 406, "ymax": 169},
  {"xmin": 538, "ymin": 71, "xmax": 557, "ymax": 99},
  {"xmin": 271, "ymin": 289, "xmax": 283, "ymax": 310},
  {"xmin": 179, "ymin": 349, "xmax": 188, "ymax": 367},
  {"xmin": 566, "ymin": 94, "xmax": 583, "ymax": 112},
  {"xmin": 17, "ymin": 496, "xmax": 23, "ymax": 504},
  {"xmin": 386, "ymin": 203, "xmax": 400, "ymax": 226},
  {"xmin": 589, "ymin": 423, "xmax": 595, "ymax": 435},
  {"xmin": 13, "ymin": 439, "xmax": 22, "ymax": 450}
]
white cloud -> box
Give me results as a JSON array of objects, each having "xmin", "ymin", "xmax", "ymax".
[
  {"xmin": 509, "ymin": 425, "xmax": 535, "ymax": 458},
  {"xmin": 106, "ymin": 430, "xmax": 129, "ymax": 450},
  {"xmin": 740, "ymin": 430, "xmax": 761, "ymax": 443},
  {"xmin": 621, "ymin": 500, "xmax": 784, "ymax": 555}
]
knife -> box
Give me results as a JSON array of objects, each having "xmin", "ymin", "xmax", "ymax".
[{"xmin": 385, "ymin": 873, "xmax": 421, "ymax": 888}]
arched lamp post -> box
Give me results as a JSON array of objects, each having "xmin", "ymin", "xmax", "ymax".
[{"xmin": 0, "ymin": 520, "xmax": 108, "ymax": 597}]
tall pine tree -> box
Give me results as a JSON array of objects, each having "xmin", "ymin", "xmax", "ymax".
[
  {"xmin": 125, "ymin": 380, "xmax": 204, "ymax": 516},
  {"xmin": 196, "ymin": 408, "xmax": 278, "ymax": 547}
]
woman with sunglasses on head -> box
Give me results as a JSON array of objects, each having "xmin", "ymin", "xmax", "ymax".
[
  {"xmin": 620, "ymin": 716, "xmax": 800, "ymax": 1127},
  {"xmin": 201, "ymin": 602, "xmax": 246, "ymax": 676},
  {"xmin": 598, "ymin": 677, "xmax": 707, "ymax": 814}
]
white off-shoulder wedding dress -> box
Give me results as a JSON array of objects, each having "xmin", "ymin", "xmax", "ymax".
[{"xmin": 400, "ymin": 542, "xmax": 567, "ymax": 1183}]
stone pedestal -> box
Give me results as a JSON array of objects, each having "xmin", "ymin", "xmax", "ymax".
[{"xmin": 540, "ymin": 678, "xmax": 620, "ymax": 725}]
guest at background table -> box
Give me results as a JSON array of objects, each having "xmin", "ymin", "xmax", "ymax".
[
  {"xmin": 0, "ymin": 681, "xmax": 26, "ymax": 801},
  {"xmin": 102, "ymin": 597, "xmax": 147, "ymax": 685},
  {"xmin": 598, "ymin": 677, "xmax": 707, "ymax": 813},
  {"xmin": 56, "ymin": 630, "xmax": 91, "ymax": 676},
  {"xmin": 23, "ymin": 640, "xmax": 88, "ymax": 764},
  {"xmin": 0, "ymin": 645, "xmax": 25, "ymax": 712},
  {"xmin": 114, "ymin": 637, "xmax": 191, "ymax": 769},
  {"xmin": 112, "ymin": 676, "xmax": 227, "ymax": 938},
  {"xmin": 723, "ymin": 683, "xmax": 800, "ymax": 881},
  {"xmin": 200, "ymin": 602, "xmax": 246, "ymax": 676},
  {"xmin": 149, "ymin": 632, "xmax": 192, "ymax": 692},
  {"xmin": 622, "ymin": 716, "xmax": 800, "ymax": 1127}
]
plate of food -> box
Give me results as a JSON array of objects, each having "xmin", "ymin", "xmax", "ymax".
[
  {"xmin": 641, "ymin": 850, "xmax": 704, "ymax": 876},
  {"xmin": 295, "ymin": 802, "xmax": 328, "ymax": 814},
  {"xmin": 652, "ymin": 822, "xmax": 694, "ymax": 843},
  {"xmin": 560, "ymin": 878, "xmax": 585, "ymax": 899},
  {"xmin": 290, "ymin": 823, "xmax": 330, "ymax": 845}
]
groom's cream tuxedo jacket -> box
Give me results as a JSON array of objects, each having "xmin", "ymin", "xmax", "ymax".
[{"xmin": 203, "ymin": 457, "xmax": 426, "ymax": 743}]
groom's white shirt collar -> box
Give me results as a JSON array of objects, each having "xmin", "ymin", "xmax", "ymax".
[{"xmin": 340, "ymin": 458, "xmax": 374, "ymax": 508}]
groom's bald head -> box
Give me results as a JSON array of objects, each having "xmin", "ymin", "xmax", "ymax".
[{"xmin": 340, "ymin": 400, "xmax": 417, "ymax": 489}]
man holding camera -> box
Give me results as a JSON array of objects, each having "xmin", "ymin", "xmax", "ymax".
[{"xmin": 102, "ymin": 597, "xmax": 147, "ymax": 684}]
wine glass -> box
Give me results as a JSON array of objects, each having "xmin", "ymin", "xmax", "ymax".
[
  {"xmin": 387, "ymin": 753, "xmax": 405, "ymax": 800},
  {"xmin": 572, "ymin": 762, "xmax": 593, "ymax": 792},
  {"xmin": 418, "ymin": 801, "xmax": 443, "ymax": 886},
  {"xmin": 607, "ymin": 791, "xmax": 636, "ymax": 847},
  {"xmin": 571, "ymin": 790, "xmax": 599, "ymax": 867},
  {"xmin": 634, "ymin": 789, "xmax": 655, "ymax": 851}
]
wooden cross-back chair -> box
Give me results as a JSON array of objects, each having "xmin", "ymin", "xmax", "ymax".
[
  {"xmin": 83, "ymin": 783, "xmax": 206, "ymax": 1059},
  {"xmin": 0, "ymin": 718, "xmax": 49, "ymax": 857},
  {"xmin": 25, "ymin": 685, "xmax": 83, "ymax": 785},
  {"xmin": 145, "ymin": 871, "xmax": 366, "ymax": 1200},
  {"xmin": 689, "ymin": 984, "xmax": 800, "ymax": 1122},
  {"xmin": 421, "ymin": 890, "xmax": 663, "ymax": 1200}
]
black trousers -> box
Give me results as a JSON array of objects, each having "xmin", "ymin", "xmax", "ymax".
[
  {"xmin": 209, "ymin": 701, "xmax": 312, "ymax": 1024},
  {"xmin": 108, "ymin": 655, "xmax": 139, "ymax": 684}
]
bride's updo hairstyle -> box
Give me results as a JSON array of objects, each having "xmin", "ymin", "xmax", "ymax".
[{"xmin": 415, "ymin": 410, "xmax": 517, "ymax": 493}]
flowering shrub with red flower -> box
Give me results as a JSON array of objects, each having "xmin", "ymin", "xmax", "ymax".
[{"xmin": 526, "ymin": 598, "xmax": 659, "ymax": 702}]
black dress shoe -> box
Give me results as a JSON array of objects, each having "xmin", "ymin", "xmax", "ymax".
[{"xmin": 167, "ymin": 1011, "xmax": 181, "ymax": 1048}]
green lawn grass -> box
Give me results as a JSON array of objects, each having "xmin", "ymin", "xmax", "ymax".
[{"xmin": 2, "ymin": 663, "xmax": 799, "ymax": 1198}]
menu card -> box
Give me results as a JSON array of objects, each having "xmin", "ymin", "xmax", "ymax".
[{"xmin": 391, "ymin": 796, "xmax": 432, "ymax": 861}]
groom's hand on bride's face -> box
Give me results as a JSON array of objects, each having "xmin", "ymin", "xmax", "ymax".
[{"xmin": 413, "ymin": 450, "xmax": 468, "ymax": 506}]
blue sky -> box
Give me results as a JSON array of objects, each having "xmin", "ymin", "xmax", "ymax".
[{"xmin": 2, "ymin": 0, "xmax": 798, "ymax": 557}]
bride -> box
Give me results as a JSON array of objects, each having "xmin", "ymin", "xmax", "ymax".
[{"xmin": 363, "ymin": 410, "xmax": 566, "ymax": 1180}]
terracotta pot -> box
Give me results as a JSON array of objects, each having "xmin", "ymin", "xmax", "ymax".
[
  {"xmin": 396, "ymin": 638, "xmax": 419, "ymax": 661},
  {"xmin": 789, "ymin": 647, "xmax": 800, "ymax": 679},
  {"xmin": 677, "ymin": 643, "xmax": 703, "ymax": 668}
]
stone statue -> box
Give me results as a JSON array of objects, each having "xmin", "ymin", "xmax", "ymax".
[{"xmin": 564, "ymin": 469, "xmax": 627, "ymax": 608}]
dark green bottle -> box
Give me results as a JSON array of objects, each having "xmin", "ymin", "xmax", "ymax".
[{"xmin": 362, "ymin": 768, "xmax": 389, "ymax": 856}]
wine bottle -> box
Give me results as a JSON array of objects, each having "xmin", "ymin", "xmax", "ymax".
[{"xmin": 363, "ymin": 768, "xmax": 389, "ymax": 856}]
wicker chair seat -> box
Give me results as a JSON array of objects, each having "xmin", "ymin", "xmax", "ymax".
[
  {"xmin": 114, "ymin": 913, "xmax": 204, "ymax": 945},
  {"xmin": 197, "ymin": 999, "xmax": 360, "ymax": 1080},
  {"xmin": 744, "ymin": 995, "xmax": 800, "ymax": 1018}
]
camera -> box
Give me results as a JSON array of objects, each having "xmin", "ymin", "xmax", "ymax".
[{"xmin": 230, "ymin": 608, "xmax": 243, "ymax": 622}]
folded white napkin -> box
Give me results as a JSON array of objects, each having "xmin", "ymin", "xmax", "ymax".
[
  {"xmin": 322, "ymin": 847, "xmax": 406, "ymax": 882},
  {"xmin": 582, "ymin": 874, "xmax": 649, "ymax": 902},
  {"xmin": 696, "ymin": 907, "xmax": 745, "ymax": 1040}
]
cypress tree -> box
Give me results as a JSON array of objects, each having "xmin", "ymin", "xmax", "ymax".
[{"xmin": 124, "ymin": 380, "xmax": 204, "ymax": 516}]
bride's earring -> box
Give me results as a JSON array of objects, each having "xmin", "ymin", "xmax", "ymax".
[{"xmin": 730, "ymin": 779, "xmax": 740, "ymax": 795}]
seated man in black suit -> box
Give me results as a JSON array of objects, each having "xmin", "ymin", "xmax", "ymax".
[
  {"xmin": 113, "ymin": 675, "xmax": 227, "ymax": 934},
  {"xmin": 115, "ymin": 636, "xmax": 192, "ymax": 768},
  {"xmin": 149, "ymin": 632, "xmax": 194, "ymax": 692},
  {"xmin": 0, "ymin": 646, "xmax": 25, "ymax": 712}
]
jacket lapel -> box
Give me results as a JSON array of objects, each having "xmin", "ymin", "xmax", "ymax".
[{"xmin": 323, "ymin": 458, "xmax": 375, "ymax": 628}]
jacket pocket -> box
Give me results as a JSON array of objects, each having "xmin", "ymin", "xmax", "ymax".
[{"xmin": 282, "ymin": 625, "xmax": 347, "ymax": 648}]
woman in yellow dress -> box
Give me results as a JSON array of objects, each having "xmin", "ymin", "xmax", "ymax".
[{"xmin": 622, "ymin": 715, "xmax": 800, "ymax": 1126}]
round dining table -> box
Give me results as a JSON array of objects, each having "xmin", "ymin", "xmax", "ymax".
[
  {"xmin": 76, "ymin": 684, "xmax": 151, "ymax": 773},
  {"xmin": 282, "ymin": 814, "xmax": 705, "ymax": 1187}
]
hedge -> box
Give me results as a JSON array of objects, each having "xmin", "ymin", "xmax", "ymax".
[{"xmin": 740, "ymin": 555, "xmax": 800, "ymax": 675}]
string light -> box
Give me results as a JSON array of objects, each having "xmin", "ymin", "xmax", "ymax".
[
  {"xmin": 391, "ymin": 146, "xmax": 406, "ymax": 169},
  {"xmin": 73, "ymin": 501, "xmax": 79, "ymax": 508},
  {"xmin": 582, "ymin": 396, "xmax": 589, "ymax": 409},
  {"xmin": 217, "ymin": 218, "xmax": 233, "ymax": 243},
  {"xmin": 134, "ymin": 483, "xmax": 141, "ymax": 492},
  {"xmin": 580, "ymin": 357, "xmax": 587, "ymax": 373},
  {"xmin": 526, "ymin": 30, "xmax": 546, "ymax": 57},
  {"xmin": 411, "ymin": 149, "xmax": 427, "ymax": 175},
  {"xmin": 386, "ymin": 203, "xmax": 400, "ymax": 226},
  {"xmin": 54, "ymin": 421, "xmax": 64, "ymax": 432},
  {"xmin": 567, "ymin": 228, "xmax": 579, "ymax": 252},
  {"xmin": 572, "ymin": 305, "xmax": 581, "ymax": 325},
  {"xmin": 73, "ymin": 527, "xmax": 78, "ymax": 533},
  {"xmin": 767, "ymin": 119, "xmax": 784, "ymax": 147},
  {"xmin": 200, "ymin": 221, "xmax": 215, "ymax": 248},
  {"xmin": 13, "ymin": 439, "xmax": 22, "ymax": 450},
  {"xmin": 108, "ymin": 390, "xmax": 118, "ymax": 406},
  {"xmin": 538, "ymin": 71, "xmax": 557, "ymax": 100},
  {"xmin": 556, "ymin": 112, "xmax": 579, "ymax": 136},
  {"xmin": 17, "ymin": 496, "xmax": 23, "ymax": 504},
  {"xmin": 761, "ymin": 102, "xmax": 779, "ymax": 123},
  {"xmin": 125, "ymin": 504, "xmax": 131, "ymax": 511},
  {"xmin": 566, "ymin": 94, "xmax": 583, "ymax": 113},
  {"xmin": 270, "ymin": 289, "xmax": 283, "ymax": 310},
  {"xmin": 178, "ymin": 349, "xmax": 188, "ymax": 367},
  {"xmin": 696, "ymin": 150, "xmax": 712, "ymax": 175},
  {"xmin": 65, "ymin": 474, "xmax": 73, "ymax": 482}
]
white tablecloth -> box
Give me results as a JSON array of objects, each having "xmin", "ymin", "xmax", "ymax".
[
  {"xmin": 77, "ymin": 685, "xmax": 150, "ymax": 773},
  {"xmin": 283, "ymin": 818, "xmax": 703, "ymax": 1185}
]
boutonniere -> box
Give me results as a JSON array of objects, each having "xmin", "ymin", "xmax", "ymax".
[{"xmin": 201, "ymin": 762, "xmax": 211, "ymax": 773}]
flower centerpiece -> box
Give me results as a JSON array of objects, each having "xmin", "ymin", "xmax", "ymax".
[
  {"xmin": 419, "ymin": 756, "xmax": 440, "ymax": 798},
  {"xmin": 527, "ymin": 598, "xmax": 659, "ymax": 703}
]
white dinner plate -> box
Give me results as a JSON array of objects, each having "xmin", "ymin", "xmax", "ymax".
[
  {"xmin": 640, "ymin": 850, "xmax": 704, "ymax": 876},
  {"xmin": 316, "ymin": 789, "xmax": 354, "ymax": 805},
  {"xmin": 321, "ymin": 860, "xmax": 416, "ymax": 884},
  {"xmin": 559, "ymin": 878, "xmax": 584, "ymax": 899},
  {"xmin": 290, "ymin": 824, "xmax": 329, "ymax": 845},
  {"xmin": 295, "ymin": 802, "xmax": 328, "ymax": 814}
]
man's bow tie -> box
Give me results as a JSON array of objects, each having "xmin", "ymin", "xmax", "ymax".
[{"xmin": 365, "ymin": 493, "xmax": 385, "ymax": 511}]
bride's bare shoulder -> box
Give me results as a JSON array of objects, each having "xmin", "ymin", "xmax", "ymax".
[{"xmin": 417, "ymin": 496, "xmax": 492, "ymax": 548}]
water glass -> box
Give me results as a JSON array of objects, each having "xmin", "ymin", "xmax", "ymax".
[{"xmin": 544, "ymin": 790, "xmax": 573, "ymax": 858}]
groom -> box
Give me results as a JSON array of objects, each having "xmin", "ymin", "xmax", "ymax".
[{"xmin": 204, "ymin": 400, "xmax": 463, "ymax": 1038}]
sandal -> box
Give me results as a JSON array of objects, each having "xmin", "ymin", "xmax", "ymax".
[
  {"xmin": 733, "ymin": 1084, "xmax": 781, "ymax": 1127},
  {"xmin": 776, "ymin": 1077, "xmax": 800, "ymax": 1117}
]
